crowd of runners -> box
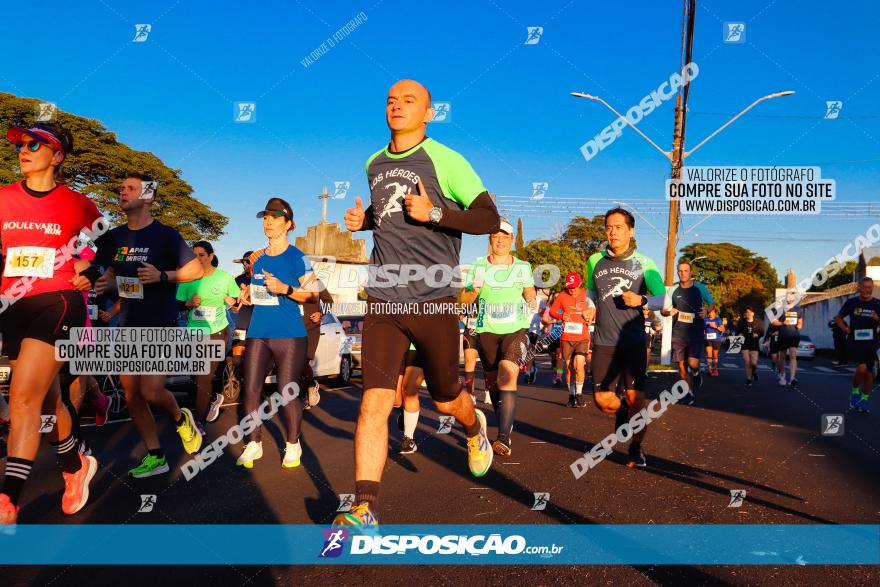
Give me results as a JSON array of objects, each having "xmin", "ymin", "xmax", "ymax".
[{"xmin": 0, "ymin": 79, "xmax": 877, "ymax": 529}]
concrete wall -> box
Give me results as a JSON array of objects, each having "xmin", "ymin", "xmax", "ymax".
[{"xmin": 802, "ymin": 297, "xmax": 848, "ymax": 349}]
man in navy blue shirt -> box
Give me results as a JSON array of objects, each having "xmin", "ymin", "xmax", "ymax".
[
  {"xmin": 835, "ymin": 277, "xmax": 880, "ymax": 413},
  {"xmin": 97, "ymin": 172, "xmax": 204, "ymax": 478}
]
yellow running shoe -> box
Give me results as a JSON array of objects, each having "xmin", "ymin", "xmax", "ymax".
[
  {"xmin": 467, "ymin": 409, "xmax": 493, "ymax": 477},
  {"xmin": 176, "ymin": 407, "xmax": 202, "ymax": 454},
  {"xmin": 332, "ymin": 501, "xmax": 378, "ymax": 528}
]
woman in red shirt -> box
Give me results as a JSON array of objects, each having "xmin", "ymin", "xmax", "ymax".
[{"xmin": 0, "ymin": 124, "xmax": 113, "ymax": 525}]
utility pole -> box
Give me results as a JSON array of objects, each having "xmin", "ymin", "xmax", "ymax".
[
  {"xmin": 319, "ymin": 185, "xmax": 331, "ymax": 224},
  {"xmin": 660, "ymin": 0, "xmax": 696, "ymax": 364}
]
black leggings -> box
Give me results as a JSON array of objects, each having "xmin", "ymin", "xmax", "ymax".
[{"xmin": 243, "ymin": 337, "xmax": 308, "ymax": 443}]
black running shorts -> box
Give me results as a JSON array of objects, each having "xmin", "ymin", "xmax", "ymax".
[
  {"xmin": 0, "ymin": 290, "xmax": 86, "ymax": 360},
  {"xmin": 591, "ymin": 342, "xmax": 648, "ymax": 393},
  {"xmin": 847, "ymin": 341, "xmax": 877, "ymax": 370},
  {"xmin": 672, "ymin": 337, "xmax": 703, "ymax": 362},
  {"xmin": 778, "ymin": 336, "xmax": 800, "ymax": 351},
  {"xmin": 362, "ymin": 296, "xmax": 460, "ymax": 402},
  {"xmin": 476, "ymin": 329, "xmax": 529, "ymax": 372}
]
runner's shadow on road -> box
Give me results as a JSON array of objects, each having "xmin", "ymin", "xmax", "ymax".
[
  {"xmin": 420, "ymin": 441, "xmax": 737, "ymax": 586},
  {"xmin": 641, "ymin": 455, "xmax": 832, "ymax": 523}
]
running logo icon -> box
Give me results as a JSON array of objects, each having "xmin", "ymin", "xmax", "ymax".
[
  {"xmin": 377, "ymin": 181, "xmax": 408, "ymax": 224},
  {"xmin": 431, "ymin": 102, "xmax": 451, "ymax": 123},
  {"xmin": 728, "ymin": 489, "xmax": 747, "ymax": 507},
  {"xmin": 333, "ymin": 181, "xmax": 351, "ymax": 199},
  {"xmin": 140, "ymin": 180, "xmax": 158, "ymax": 200},
  {"xmin": 133, "ymin": 24, "xmax": 152, "ymax": 42},
  {"xmin": 531, "ymin": 182, "xmax": 548, "ymax": 201},
  {"xmin": 601, "ymin": 276, "xmax": 633, "ymax": 301},
  {"xmin": 336, "ymin": 493, "xmax": 355, "ymax": 512},
  {"xmin": 726, "ymin": 335, "xmax": 745, "ymax": 354},
  {"xmin": 138, "ymin": 494, "xmax": 157, "ymax": 513},
  {"xmin": 319, "ymin": 528, "xmax": 349, "ymax": 558},
  {"xmin": 824, "ymin": 101, "xmax": 843, "ymax": 119},
  {"xmin": 39, "ymin": 415, "xmax": 56, "ymax": 433},
  {"xmin": 438, "ymin": 416, "xmax": 455, "ymax": 434},
  {"xmin": 234, "ymin": 102, "xmax": 257, "ymax": 123},
  {"xmin": 821, "ymin": 414, "xmax": 844, "ymax": 436},
  {"xmin": 524, "ymin": 27, "xmax": 544, "ymax": 45},
  {"xmin": 531, "ymin": 492, "xmax": 549, "ymax": 511},
  {"xmin": 724, "ymin": 22, "xmax": 745, "ymax": 43},
  {"xmin": 36, "ymin": 102, "xmax": 57, "ymax": 122}
]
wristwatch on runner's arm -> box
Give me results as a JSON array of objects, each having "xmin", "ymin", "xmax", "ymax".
[
  {"xmin": 160, "ymin": 270, "xmax": 169, "ymax": 284},
  {"xmin": 428, "ymin": 207, "xmax": 443, "ymax": 224}
]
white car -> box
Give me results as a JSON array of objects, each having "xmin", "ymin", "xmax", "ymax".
[{"xmin": 312, "ymin": 312, "xmax": 354, "ymax": 385}]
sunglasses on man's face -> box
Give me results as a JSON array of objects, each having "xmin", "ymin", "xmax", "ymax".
[{"xmin": 15, "ymin": 140, "xmax": 46, "ymax": 153}]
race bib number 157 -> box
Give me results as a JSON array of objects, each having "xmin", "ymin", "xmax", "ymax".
[{"xmin": 4, "ymin": 246, "xmax": 55, "ymax": 278}]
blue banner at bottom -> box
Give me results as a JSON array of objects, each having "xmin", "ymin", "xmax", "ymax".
[{"xmin": 1, "ymin": 524, "xmax": 877, "ymax": 565}]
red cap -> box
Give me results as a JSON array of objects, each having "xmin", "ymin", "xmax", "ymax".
[
  {"xmin": 564, "ymin": 272, "xmax": 582, "ymax": 289},
  {"xmin": 7, "ymin": 124, "xmax": 69, "ymax": 153}
]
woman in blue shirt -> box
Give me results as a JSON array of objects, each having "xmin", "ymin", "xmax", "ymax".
[{"xmin": 236, "ymin": 198, "xmax": 316, "ymax": 469}]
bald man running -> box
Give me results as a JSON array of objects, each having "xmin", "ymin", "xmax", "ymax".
[{"xmin": 335, "ymin": 79, "xmax": 500, "ymax": 527}]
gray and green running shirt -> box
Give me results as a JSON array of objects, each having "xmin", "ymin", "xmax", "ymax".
[
  {"xmin": 364, "ymin": 137, "xmax": 486, "ymax": 302},
  {"xmin": 586, "ymin": 249, "xmax": 667, "ymax": 347}
]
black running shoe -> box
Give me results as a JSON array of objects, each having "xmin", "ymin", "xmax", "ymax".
[
  {"xmin": 692, "ymin": 371, "xmax": 703, "ymax": 391},
  {"xmin": 492, "ymin": 434, "xmax": 512, "ymax": 456},
  {"xmin": 399, "ymin": 436, "xmax": 417, "ymax": 455},
  {"xmin": 790, "ymin": 378, "xmax": 799, "ymax": 389},
  {"xmin": 567, "ymin": 395, "xmax": 578, "ymax": 408},
  {"xmin": 752, "ymin": 371, "xmax": 759, "ymax": 382},
  {"xmin": 575, "ymin": 394, "xmax": 588, "ymax": 408},
  {"xmin": 680, "ymin": 391, "xmax": 696, "ymax": 405},
  {"xmin": 745, "ymin": 379, "xmax": 753, "ymax": 388},
  {"xmin": 627, "ymin": 445, "xmax": 647, "ymax": 468}
]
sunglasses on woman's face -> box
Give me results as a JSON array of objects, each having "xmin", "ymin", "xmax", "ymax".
[{"xmin": 15, "ymin": 140, "xmax": 45, "ymax": 153}]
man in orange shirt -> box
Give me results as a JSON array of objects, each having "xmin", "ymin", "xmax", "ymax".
[{"xmin": 546, "ymin": 272, "xmax": 595, "ymax": 407}]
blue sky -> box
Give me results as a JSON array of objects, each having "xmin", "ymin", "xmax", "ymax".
[{"xmin": 4, "ymin": 0, "xmax": 879, "ymax": 284}]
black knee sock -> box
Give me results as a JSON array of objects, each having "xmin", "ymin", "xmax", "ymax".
[
  {"xmin": 497, "ymin": 390, "xmax": 517, "ymax": 437},
  {"xmin": 355, "ymin": 480, "xmax": 380, "ymax": 511},
  {"xmin": 51, "ymin": 434, "xmax": 83, "ymax": 474},
  {"xmin": 489, "ymin": 387, "xmax": 501, "ymax": 413},
  {"xmin": 615, "ymin": 401, "xmax": 629, "ymax": 432},
  {"xmin": 2, "ymin": 457, "xmax": 33, "ymax": 506}
]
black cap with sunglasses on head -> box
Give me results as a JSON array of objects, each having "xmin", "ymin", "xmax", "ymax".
[
  {"xmin": 233, "ymin": 250, "xmax": 254, "ymax": 264},
  {"xmin": 256, "ymin": 197, "xmax": 293, "ymax": 222}
]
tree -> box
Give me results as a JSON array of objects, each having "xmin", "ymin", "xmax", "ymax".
[
  {"xmin": 0, "ymin": 92, "xmax": 228, "ymax": 241},
  {"xmin": 812, "ymin": 260, "xmax": 857, "ymax": 292},
  {"xmin": 561, "ymin": 215, "xmax": 607, "ymax": 261},
  {"xmin": 679, "ymin": 242, "xmax": 780, "ymax": 313},
  {"xmin": 517, "ymin": 239, "xmax": 584, "ymax": 294},
  {"xmin": 514, "ymin": 217, "xmax": 524, "ymax": 253}
]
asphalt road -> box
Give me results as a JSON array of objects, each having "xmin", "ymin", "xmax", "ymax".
[{"xmin": 2, "ymin": 352, "xmax": 879, "ymax": 586}]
